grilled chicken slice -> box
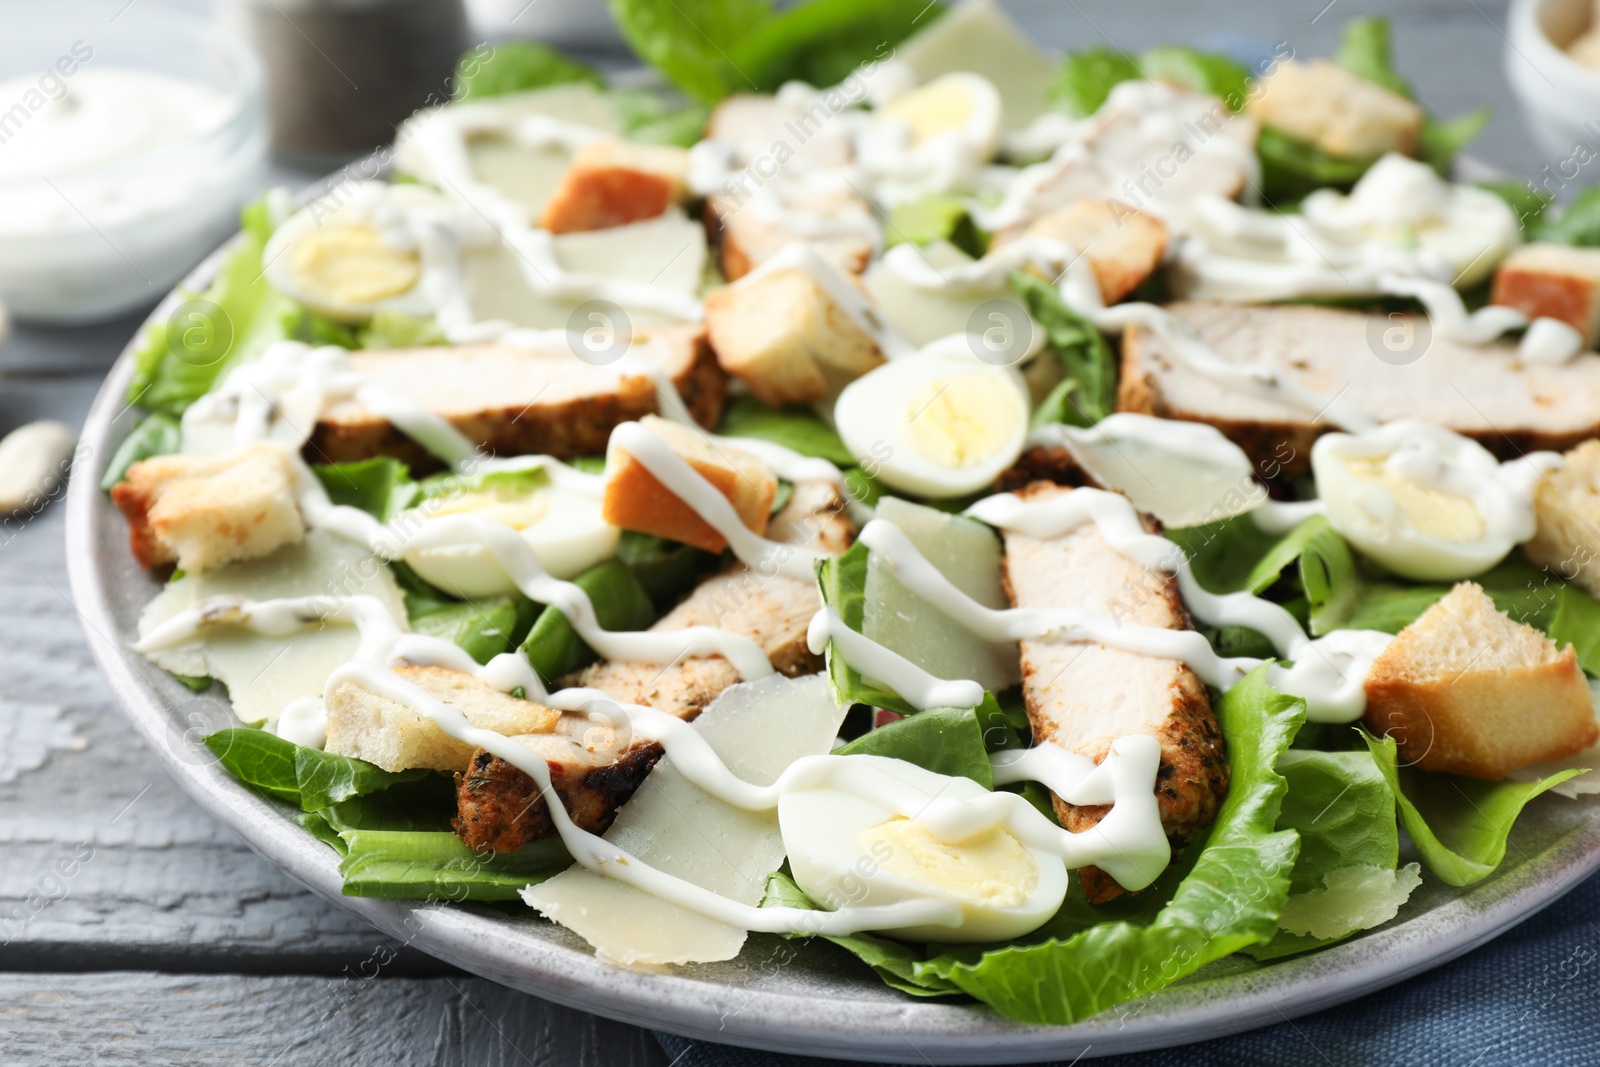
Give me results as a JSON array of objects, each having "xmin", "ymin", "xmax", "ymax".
[
  {"xmin": 310, "ymin": 323, "xmax": 725, "ymax": 469},
  {"xmin": 1000, "ymin": 483, "xmax": 1227, "ymax": 902},
  {"xmin": 454, "ymin": 479, "xmax": 855, "ymax": 854}
]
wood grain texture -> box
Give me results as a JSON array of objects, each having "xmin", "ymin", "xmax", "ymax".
[{"xmin": 0, "ymin": 972, "xmax": 667, "ymax": 1067}]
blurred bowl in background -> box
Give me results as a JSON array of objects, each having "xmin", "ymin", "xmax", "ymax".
[
  {"xmin": 1506, "ymin": 0, "xmax": 1600, "ymax": 165},
  {"xmin": 465, "ymin": 0, "xmax": 622, "ymax": 47},
  {"xmin": 0, "ymin": 1, "xmax": 267, "ymax": 326}
]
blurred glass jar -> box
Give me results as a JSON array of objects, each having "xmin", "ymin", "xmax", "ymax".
[
  {"xmin": 240, "ymin": 0, "xmax": 468, "ymax": 165},
  {"xmin": 0, "ymin": 1, "xmax": 267, "ymax": 324}
]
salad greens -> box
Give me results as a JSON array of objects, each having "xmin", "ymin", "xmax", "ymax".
[
  {"xmin": 836, "ymin": 706, "xmax": 995, "ymax": 787},
  {"xmin": 607, "ymin": 0, "xmax": 938, "ymax": 105},
  {"xmin": 312, "ymin": 457, "xmax": 419, "ymax": 520},
  {"xmin": 1009, "ymin": 272, "xmax": 1117, "ymax": 427},
  {"xmin": 1364, "ymin": 733, "xmax": 1583, "ymax": 887},
  {"xmin": 1052, "ymin": 44, "xmax": 1250, "ymax": 117},
  {"xmin": 453, "ymin": 41, "xmax": 605, "ymax": 101},
  {"xmin": 100, "ymin": 413, "xmax": 182, "ymax": 491},
  {"xmin": 1535, "ymin": 187, "xmax": 1600, "ymax": 247},
  {"xmin": 128, "ymin": 195, "xmax": 297, "ymax": 419},
  {"xmin": 520, "ymin": 559, "xmax": 656, "ymax": 685},
  {"xmin": 886, "ymin": 196, "xmax": 989, "ymax": 260}
]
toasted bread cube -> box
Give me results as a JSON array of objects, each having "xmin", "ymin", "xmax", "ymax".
[
  {"xmin": 705, "ymin": 189, "xmax": 875, "ymax": 282},
  {"xmin": 1490, "ymin": 243, "xmax": 1600, "ymax": 348},
  {"xmin": 326, "ymin": 665, "xmax": 558, "ymax": 773},
  {"xmin": 538, "ymin": 139, "xmax": 690, "ymax": 234},
  {"xmin": 603, "ymin": 414, "xmax": 776, "ymax": 553},
  {"xmin": 1248, "ymin": 59, "xmax": 1424, "ymax": 159},
  {"xmin": 704, "ymin": 268, "xmax": 885, "ymax": 407},
  {"xmin": 1526, "ymin": 439, "xmax": 1600, "ymax": 596},
  {"xmin": 111, "ymin": 444, "xmax": 304, "ymax": 573},
  {"xmin": 1363, "ymin": 582, "xmax": 1598, "ymax": 780},
  {"xmin": 1003, "ymin": 199, "xmax": 1169, "ymax": 304}
]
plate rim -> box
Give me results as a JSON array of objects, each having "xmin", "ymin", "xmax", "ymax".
[{"xmin": 62, "ymin": 171, "xmax": 1600, "ymax": 1066}]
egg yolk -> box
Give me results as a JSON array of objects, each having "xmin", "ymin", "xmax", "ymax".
[
  {"xmin": 858, "ymin": 816, "xmax": 1038, "ymax": 907},
  {"xmin": 423, "ymin": 486, "xmax": 550, "ymax": 531},
  {"xmin": 289, "ymin": 224, "xmax": 421, "ymax": 307},
  {"xmin": 879, "ymin": 79, "xmax": 979, "ymax": 145},
  {"xmin": 904, "ymin": 372, "xmax": 1020, "ymax": 469},
  {"xmin": 1345, "ymin": 458, "xmax": 1486, "ymax": 543}
]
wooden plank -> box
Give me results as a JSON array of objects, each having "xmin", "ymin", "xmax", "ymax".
[{"xmin": 0, "ymin": 971, "xmax": 667, "ymax": 1067}]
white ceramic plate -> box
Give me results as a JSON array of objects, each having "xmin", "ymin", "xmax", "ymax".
[{"xmin": 64, "ymin": 173, "xmax": 1600, "ymax": 1065}]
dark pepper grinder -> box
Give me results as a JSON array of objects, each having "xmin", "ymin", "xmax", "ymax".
[{"xmin": 244, "ymin": 0, "xmax": 468, "ymax": 165}]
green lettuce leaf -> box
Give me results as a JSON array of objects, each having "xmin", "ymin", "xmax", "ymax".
[
  {"xmin": 1250, "ymin": 747, "xmax": 1399, "ymax": 958},
  {"xmin": 610, "ymin": 87, "xmax": 710, "ymax": 147},
  {"xmin": 886, "ymin": 196, "xmax": 988, "ymax": 259},
  {"xmin": 359, "ymin": 312, "xmax": 448, "ymax": 349},
  {"xmin": 1052, "ymin": 45, "xmax": 1247, "ymax": 119},
  {"xmin": 205, "ymin": 728, "xmax": 302, "ymax": 804},
  {"xmin": 1480, "ymin": 181, "xmax": 1553, "ymax": 228},
  {"xmin": 1242, "ymin": 515, "xmax": 1360, "ymax": 635},
  {"xmin": 295, "ymin": 746, "xmax": 432, "ymax": 812},
  {"xmin": 1256, "ymin": 126, "xmax": 1375, "ymax": 202},
  {"xmin": 1420, "ymin": 108, "xmax": 1491, "ymax": 174},
  {"xmin": 1334, "ymin": 15, "xmax": 1411, "ymax": 96},
  {"xmin": 1535, "ymin": 187, "xmax": 1600, "ymax": 247},
  {"xmin": 615, "ymin": 531, "xmax": 722, "ymax": 608},
  {"xmin": 338, "ymin": 830, "xmax": 571, "ymax": 900},
  {"xmin": 607, "ymin": 0, "xmax": 771, "ymax": 104},
  {"xmin": 837, "ymin": 706, "xmax": 994, "ymax": 787},
  {"xmin": 908, "ymin": 666, "xmax": 1304, "ymax": 1024},
  {"xmin": 760, "ymin": 869, "xmax": 962, "ymax": 997},
  {"xmin": 1009, "ymin": 271, "xmax": 1115, "ymax": 426},
  {"xmin": 100, "ymin": 413, "xmax": 183, "ymax": 490},
  {"xmin": 520, "ymin": 559, "xmax": 656, "ymax": 686},
  {"xmin": 717, "ymin": 395, "xmax": 856, "ymax": 466},
  {"xmin": 128, "ymin": 194, "xmax": 297, "ymax": 417},
  {"xmin": 453, "ymin": 41, "xmax": 604, "ymax": 102},
  {"xmin": 311, "ymin": 457, "xmax": 418, "ymax": 520},
  {"xmin": 732, "ymin": 0, "xmax": 936, "ymax": 93},
  {"xmin": 815, "ymin": 540, "xmax": 919, "ymax": 715},
  {"xmin": 1363, "ymin": 732, "xmax": 1584, "ymax": 886},
  {"xmin": 411, "ymin": 596, "xmax": 532, "ymax": 666}
]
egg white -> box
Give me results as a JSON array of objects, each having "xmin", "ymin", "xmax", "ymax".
[
  {"xmin": 780, "ymin": 754, "xmax": 1067, "ymax": 943},
  {"xmin": 834, "ymin": 345, "xmax": 1029, "ymax": 499}
]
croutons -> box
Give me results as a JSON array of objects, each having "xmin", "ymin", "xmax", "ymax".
[
  {"xmin": 538, "ymin": 139, "xmax": 691, "ymax": 234},
  {"xmin": 1526, "ymin": 439, "xmax": 1600, "ymax": 597},
  {"xmin": 1248, "ymin": 59, "xmax": 1425, "ymax": 159},
  {"xmin": 111, "ymin": 444, "xmax": 305, "ymax": 572},
  {"xmin": 1490, "ymin": 243, "xmax": 1600, "ymax": 349},
  {"xmin": 997, "ymin": 198, "xmax": 1169, "ymax": 304},
  {"xmin": 705, "ymin": 188, "xmax": 876, "ymax": 282},
  {"xmin": 703, "ymin": 267, "xmax": 885, "ymax": 406},
  {"xmin": 602, "ymin": 414, "xmax": 777, "ymax": 553},
  {"xmin": 1363, "ymin": 582, "xmax": 1598, "ymax": 780},
  {"xmin": 325, "ymin": 665, "xmax": 557, "ymax": 773}
]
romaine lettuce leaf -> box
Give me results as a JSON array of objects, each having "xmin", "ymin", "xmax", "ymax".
[
  {"xmin": 1333, "ymin": 15, "xmax": 1411, "ymax": 97},
  {"xmin": 615, "ymin": 531, "xmax": 723, "ymax": 608},
  {"xmin": 338, "ymin": 830, "xmax": 571, "ymax": 900},
  {"xmin": 606, "ymin": 0, "xmax": 771, "ymax": 104},
  {"xmin": 906, "ymin": 666, "xmax": 1304, "ymax": 1024},
  {"xmin": 100, "ymin": 413, "xmax": 182, "ymax": 490},
  {"xmin": 1242, "ymin": 515, "xmax": 1360, "ymax": 635},
  {"xmin": 1363, "ymin": 732, "xmax": 1584, "ymax": 886},
  {"xmin": 295, "ymin": 745, "xmax": 432, "ymax": 812},
  {"xmin": 410, "ymin": 596, "xmax": 533, "ymax": 666},
  {"xmin": 205, "ymin": 727, "xmax": 433, "ymax": 812},
  {"xmin": 610, "ymin": 87, "xmax": 709, "ymax": 147},
  {"xmin": 1009, "ymin": 271, "xmax": 1116, "ymax": 427},
  {"xmin": 312, "ymin": 457, "xmax": 419, "ymax": 520},
  {"xmin": 1535, "ymin": 187, "xmax": 1600, "ymax": 247},
  {"xmin": 760, "ymin": 868, "xmax": 962, "ymax": 997},
  {"xmin": 815, "ymin": 540, "xmax": 920, "ymax": 715},
  {"xmin": 836, "ymin": 706, "xmax": 994, "ymax": 787},
  {"xmin": 886, "ymin": 196, "xmax": 989, "ymax": 259},
  {"xmin": 731, "ymin": 0, "xmax": 936, "ymax": 93},
  {"xmin": 520, "ymin": 558, "xmax": 656, "ymax": 686},
  {"xmin": 1051, "ymin": 44, "xmax": 1248, "ymax": 118},
  {"xmin": 128, "ymin": 194, "xmax": 297, "ymax": 417},
  {"xmin": 453, "ymin": 41, "xmax": 604, "ymax": 102},
  {"xmin": 1249, "ymin": 747, "xmax": 1401, "ymax": 958},
  {"xmin": 718, "ymin": 395, "xmax": 856, "ymax": 466},
  {"xmin": 1480, "ymin": 181, "xmax": 1553, "ymax": 227}
]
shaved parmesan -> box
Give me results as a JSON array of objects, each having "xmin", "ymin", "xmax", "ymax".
[
  {"xmin": 522, "ymin": 673, "xmax": 847, "ymax": 967},
  {"xmin": 138, "ymin": 531, "xmax": 407, "ymax": 728},
  {"xmin": 1277, "ymin": 863, "xmax": 1423, "ymax": 941}
]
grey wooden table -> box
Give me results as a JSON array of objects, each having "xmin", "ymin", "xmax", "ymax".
[{"xmin": 0, "ymin": 1, "xmax": 1560, "ymax": 1063}]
